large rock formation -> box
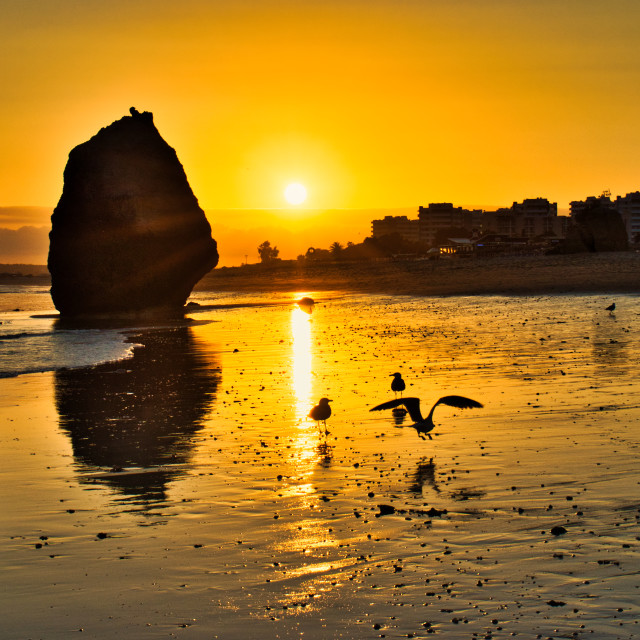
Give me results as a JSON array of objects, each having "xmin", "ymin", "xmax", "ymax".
[
  {"xmin": 555, "ymin": 200, "xmax": 628, "ymax": 254},
  {"xmin": 48, "ymin": 108, "xmax": 218, "ymax": 317}
]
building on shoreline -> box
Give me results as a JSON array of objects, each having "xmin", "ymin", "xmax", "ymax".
[
  {"xmin": 372, "ymin": 198, "xmax": 567, "ymax": 249},
  {"xmin": 484, "ymin": 198, "xmax": 566, "ymax": 239},
  {"xmin": 372, "ymin": 190, "xmax": 640, "ymax": 254},
  {"xmin": 569, "ymin": 193, "xmax": 615, "ymax": 217},
  {"xmin": 370, "ymin": 215, "xmax": 419, "ymax": 244},
  {"xmin": 417, "ymin": 203, "xmax": 484, "ymax": 246}
]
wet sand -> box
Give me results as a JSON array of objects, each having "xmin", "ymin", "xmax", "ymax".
[
  {"xmin": 2, "ymin": 293, "xmax": 640, "ymax": 639},
  {"xmin": 197, "ymin": 251, "xmax": 640, "ymax": 296}
]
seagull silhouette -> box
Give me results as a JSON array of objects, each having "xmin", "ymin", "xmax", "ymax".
[
  {"xmin": 390, "ymin": 372, "xmax": 406, "ymax": 398},
  {"xmin": 605, "ymin": 302, "xmax": 616, "ymax": 314},
  {"xmin": 309, "ymin": 397, "xmax": 332, "ymax": 433},
  {"xmin": 370, "ymin": 395, "xmax": 483, "ymax": 439}
]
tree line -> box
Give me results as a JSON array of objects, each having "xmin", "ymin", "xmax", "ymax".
[{"xmin": 256, "ymin": 235, "xmax": 429, "ymax": 264}]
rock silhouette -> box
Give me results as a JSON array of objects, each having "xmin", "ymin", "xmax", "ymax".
[
  {"xmin": 556, "ymin": 200, "xmax": 628, "ymax": 254},
  {"xmin": 48, "ymin": 108, "xmax": 218, "ymax": 317}
]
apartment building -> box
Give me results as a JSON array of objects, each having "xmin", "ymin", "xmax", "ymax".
[
  {"xmin": 372, "ymin": 198, "xmax": 566, "ymax": 248},
  {"xmin": 485, "ymin": 198, "xmax": 565, "ymax": 239},
  {"xmin": 417, "ymin": 203, "xmax": 483, "ymax": 245},
  {"xmin": 569, "ymin": 194, "xmax": 616, "ymax": 216},
  {"xmin": 370, "ymin": 215, "xmax": 420, "ymax": 243}
]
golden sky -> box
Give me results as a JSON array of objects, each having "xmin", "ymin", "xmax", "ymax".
[{"xmin": 2, "ymin": 0, "xmax": 640, "ymax": 263}]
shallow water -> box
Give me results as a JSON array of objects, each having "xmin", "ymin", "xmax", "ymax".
[{"xmin": 1, "ymin": 291, "xmax": 639, "ymax": 639}]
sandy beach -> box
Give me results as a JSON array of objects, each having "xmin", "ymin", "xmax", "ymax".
[
  {"xmin": 2, "ymin": 288, "xmax": 639, "ymax": 639},
  {"xmin": 197, "ymin": 251, "xmax": 640, "ymax": 296}
]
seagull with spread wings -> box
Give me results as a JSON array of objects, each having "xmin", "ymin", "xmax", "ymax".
[{"xmin": 370, "ymin": 395, "xmax": 483, "ymax": 439}]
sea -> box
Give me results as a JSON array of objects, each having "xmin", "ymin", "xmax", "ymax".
[
  {"xmin": 0, "ymin": 284, "xmax": 284, "ymax": 378},
  {"xmin": 0, "ymin": 284, "xmax": 136, "ymax": 378},
  {"xmin": 1, "ymin": 284, "xmax": 639, "ymax": 639}
]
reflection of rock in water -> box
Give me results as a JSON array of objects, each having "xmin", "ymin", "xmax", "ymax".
[
  {"xmin": 88, "ymin": 468, "xmax": 179, "ymax": 507},
  {"xmin": 55, "ymin": 327, "xmax": 220, "ymax": 504},
  {"xmin": 409, "ymin": 457, "xmax": 440, "ymax": 495}
]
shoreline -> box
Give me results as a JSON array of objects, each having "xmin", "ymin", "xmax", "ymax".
[
  {"xmin": 3, "ymin": 252, "xmax": 639, "ymax": 297},
  {"xmin": 196, "ymin": 251, "xmax": 640, "ymax": 296}
]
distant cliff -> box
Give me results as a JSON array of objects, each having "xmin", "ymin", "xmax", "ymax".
[{"xmin": 48, "ymin": 108, "xmax": 218, "ymax": 317}]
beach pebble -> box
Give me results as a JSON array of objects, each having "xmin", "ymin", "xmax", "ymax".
[
  {"xmin": 377, "ymin": 504, "xmax": 396, "ymax": 516},
  {"xmin": 546, "ymin": 600, "xmax": 566, "ymax": 607}
]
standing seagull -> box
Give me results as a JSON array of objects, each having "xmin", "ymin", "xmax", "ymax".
[
  {"xmin": 605, "ymin": 302, "xmax": 616, "ymax": 315},
  {"xmin": 370, "ymin": 395, "xmax": 483, "ymax": 440},
  {"xmin": 390, "ymin": 372, "xmax": 406, "ymax": 398},
  {"xmin": 309, "ymin": 397, "xmax": 332, "ymax": 433}
]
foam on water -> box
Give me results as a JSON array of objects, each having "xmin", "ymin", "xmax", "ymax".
[
  {"xmin": 0, "ymin": 286, "xmax": 135, "ymax": 377},
  {"xmin": 0, "ymin": 287, "xmax": 297, "ymax": 378}
]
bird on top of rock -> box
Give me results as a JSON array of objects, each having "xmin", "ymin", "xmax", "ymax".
[
  {"xmin": 309, "ymin": 397, "xmax": 332, "ymax": 433},
  {"xmin": 390, "ymin": 372, "xmax": 406, "ymax": 398},
  {"xmin": 370, "ymin": 395, "xmax": 483, "ymax": 440},
  {"xmin": 605, "ymin": 302, "xmax": 616, "ymax": 314}
]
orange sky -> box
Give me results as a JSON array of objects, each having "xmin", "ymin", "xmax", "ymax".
[{"xmin": 2, "ymin": 0, "xmax": 640, "ymax": 265}]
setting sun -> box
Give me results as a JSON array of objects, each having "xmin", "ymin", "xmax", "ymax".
[{"xmin": 284, "ymin": 182, "xmax": 307, "ymax": 205}]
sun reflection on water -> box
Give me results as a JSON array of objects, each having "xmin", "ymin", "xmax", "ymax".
[
  {"xmin": 287, "ymin": 301, "xmax": 318, "ymax": 490},
  {"xmin": 291, "ymin": 305, "xmax": 313, "ymax": 423},
  {"xmin": 271, "ymin": 300, "xmax": 341, "ymax": 569}
]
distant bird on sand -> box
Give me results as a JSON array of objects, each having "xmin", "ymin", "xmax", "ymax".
[
  {"xmin": 298, "ymin": 297, "xmax": 315, "ymax": 313},
  {"xmin": 309, "ymin": 397, "xmax": 332, "ymax": 432},
  {"xmin": 390, "ymin": 372, "xmax": 406, "ymax": 398},
  {"xmin": 605, "ymin": 302, "xmax": 616, "ymax": 314},
  {"xmin": 370, "ymin": 395, "xmax": 483, "ymax": 440}
]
